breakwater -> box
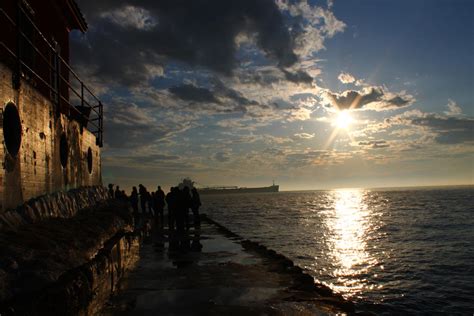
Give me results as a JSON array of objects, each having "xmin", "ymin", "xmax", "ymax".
[{"xmin": 201, "ymin": 215, "xmax": 356, "ymax": 314}]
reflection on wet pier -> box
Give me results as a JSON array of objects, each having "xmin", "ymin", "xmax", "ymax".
[{"xmin": 102, "ymin": 217, "xmax": 354, "ymax": 315}]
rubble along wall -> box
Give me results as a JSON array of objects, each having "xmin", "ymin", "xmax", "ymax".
[
  {"xmin": 0, "ymin": 62, "xmax": 102, "ymax": 212},
  {"xmin": 0, "ymin": 185, "xmax": 109, "ymax": 232}
]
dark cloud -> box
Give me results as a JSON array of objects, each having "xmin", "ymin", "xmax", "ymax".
[
  {"xmin": 213, "ymin": 152, "xmax": 231, "ymax": 162},
  {"xmin": 168, "ymin": 82, "xmax": 263, "ymax": 114},
  {"xmin": 212, "ymin": 80, "xmax": 260, "ymax": 106},
  {"xmin": 358, "ymin": 140, "xmax": 390, "ymax": 149},
  {"xmin": 324, "ymin": 87, "xmax": 413, "ymax": 111},
  {"xmin": 104, "ymin": 103, "xmax": 190, "ymax": 148},
  {"xmin": 282, "ymin": 69, "xmax": 313, "ymax": 85},
  {"xmin": 169, "ymin": 85, "xmax": 220, "ymax": 104},
  {"xmin": 73, "ymin": 0, "xmax": 297, "ymax": 86},
  {"xmin": 410, "ymin": 115, "xmax": 474, "ymax": 144}
]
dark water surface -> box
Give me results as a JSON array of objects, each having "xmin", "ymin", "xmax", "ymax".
[{"xmin": 201, "ymin": 186, "xmax": 474, "ymax": 314}]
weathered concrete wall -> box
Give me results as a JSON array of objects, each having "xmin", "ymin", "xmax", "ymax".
[
  {"xmin": 0, "ymin": 232, "xmax": 140, "ymax": 316},
  {"xmin": 0, "ymin": 62, "xmax": 101, "ymax": 212},
  {"xmin": 0, "ymin": 197, "xmax": 137, "ymax": 315}
]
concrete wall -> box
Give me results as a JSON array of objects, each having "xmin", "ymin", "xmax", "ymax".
[
  {"xmin": 0, "ymin": 198, "xmax": 139, "ymax": 315},
  {"xmin": 0, "ymin": 63, "xmax": 101, "ymax": 212}
]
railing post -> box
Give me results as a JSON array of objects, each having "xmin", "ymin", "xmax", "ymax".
[
  {"xmin": 54, "ymin": 43, "xmax": 61, "ymax": 116},
  {"xmin": 13, "ymin": 0, "xmax": 21, "ymax": 89},
  {"xmin": 97, "ymin": 101, "xmax": 103, "ymax": 147},
  {"xmin": 81, "ymin": 82, "xmax": 84, "ymax": 108}
]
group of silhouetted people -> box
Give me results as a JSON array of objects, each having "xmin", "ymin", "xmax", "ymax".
[
  {"xmin": 165, "ymin": 186, "xmax": 202, "ymax": 232},
  {"xmin": 108, "ymin": 183, "xmax": 202, "ymax": 232}
]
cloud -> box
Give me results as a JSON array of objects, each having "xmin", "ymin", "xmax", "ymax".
[
  {"xmin": 103, "ymin": 155, "xmax": 196, "ymax": 171},
  {"xmin": 213, "ymin": 152, "xmax": 231, "ymax": 162},
  {"xmin": 358, "ymin": 140, "xmax": 390, "ymax": 149},
  {"xmin": 73, "ymin": 0, "xmax": 299, "ymax": 86},
  {"xmin": 100, "ymin": 5, "xmax": 157, "ymax": 30},
  {"xmin": 167, "ymin": 82, "xmax": 264, "ymax": 115},
  {"xmin": 410, "ymin": 116, "xmax": 474, "ymax": 144},
  {"xmin": 385, "ymin": 110, "xmax": 474, "ymax": 145},
  {"xmin": 282, "ymin": 69, "xmax": 313, "ymax": 86},
  {"xmin": 294, "ymin": 132, "xmax": 315, "ymax": 139},
  {"xmin": 104, "ymin": 102, "xmax": 192, "ymax": 149},
  {"xmin": 169, "ymin": 85, "xmax": 220, "ymax": 104},
  {"xmin": 444, "ymin": 99, "xmax": 463, "ymax": 116},
  {"xmin": 286, "ymin": 150, "xmax": 330, "ymax": 166},
  {"xmin": 338, "ymin": 72, "xmax": 355, "ymax": 84},
  {"xmin": 322, "ymin": 86, "xmax": 415, "ymax": 111},
  {"xmin": 277, "ymin": 1, "xmax": 346, "ymax": 58},
  {"xmin": 284, "ymin": 149, "xmax": 351, "ymax": 167}
]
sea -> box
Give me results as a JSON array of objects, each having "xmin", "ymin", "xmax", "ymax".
[{"xmin": 200, "ymin": 186, "xmax": 474, "ymax": 315}]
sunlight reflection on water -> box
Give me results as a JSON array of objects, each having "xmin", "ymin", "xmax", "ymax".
[
  {"xmin": 202, "ymin": 187, "xmax": 474, "ymax": 314},
  {"xmin": 325, "ymin": 189, "xmax": 378, "ymax": 296}
]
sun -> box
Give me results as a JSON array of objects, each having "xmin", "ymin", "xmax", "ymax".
[{"xmin": 335, "ymin": 111, "xmax": 353, "ymax": 129}]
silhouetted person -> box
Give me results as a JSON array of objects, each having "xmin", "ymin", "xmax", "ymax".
[
  {"xmin": 147, "ymin": 191, "xmax": 154, "ymax": 215},
  {"xmin": 130, "ymin": 186, "xmax": 139, "ymax": 226},
  {"xmin": 114, "ymin": 185, "xmax": 122, "ymax": 199},
  {"xmin": 150, "ymin": 191, "xmax": 156, "ymax": 213},
  {"xmin": 155, "ymin": 186, "xmax": 166, "ymax": 225},
  {"xmin": 175, "ymin": 188, "xmax": 187, "ymax": 234},
  {"xmin": 191, "ymin": 188, "xmax": 202, "ymax": 228},
  {"xmin": 184, "ymin": 187, "xmax": 192, "ymax": 230},
  {"xmin": 166, "ymin": 187, "xmax": 177, "ymax": 230},
  {"xmin": 108, "ymin": 183, "xmax": 114, "ymax": 198},
  {"xmin": 139, "ymin": 184, "xmax": 148, "ymax": 216},
  {"xmin": 176, "ymin": 187, "xmax": 192, "ymax": 232}
]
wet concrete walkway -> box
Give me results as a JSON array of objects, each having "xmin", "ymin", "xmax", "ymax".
[{"xmin": 101, "ymin": 218, "xmax": 354, "ymax": 315}]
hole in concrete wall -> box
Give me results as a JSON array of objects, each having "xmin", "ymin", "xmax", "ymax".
[
  {"xmin": 3, "ymin": 102, "xmax": 22, "ymax": 157},
  {"xmin": 87, "ymin": 147, "xmax": 93, "ymax": 174},
  {"xmin": 60, "ymin": 133, "xmax": 68, "ymax": 168}
]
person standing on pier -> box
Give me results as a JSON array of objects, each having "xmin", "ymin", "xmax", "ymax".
[
  {"xmin": 155, "ymin": 186, "xmax": 166, "ymax": 225},
  {"xmin": 108, "ymin": 183, "xmax": 114, "ymax": 198},
  {"xmin": 150, "ymin": 192, "xmax": 156, "ymax": 216},
  {"xmin": 191, "ymin": 188, "xmax": 202, "ymax": 228},
  {"xmin": 139, "ymin": 184, "xmax": 148, "ymax": 216},
  {"xmin": 175, "ymin": 187, "xmax": 192, "ymax": 233},
  {"xmin": 115, "ymin": 185, "xmax": 122, "ymax": 199},
  {"xmin": 130, "ymin": 187, "xmax": 139, "ymax": 227},
  {"xmin": 183, "ymin": 187, "xmax": 193, "ymax": 230},
  {"xmin": 166, "ymin": 187, "xmax": 177, "ymax": 230}
]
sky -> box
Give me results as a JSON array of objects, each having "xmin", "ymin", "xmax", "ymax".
[{"xmin": 72, "ymin": 0, "xmax": 474, "ymax": 191}]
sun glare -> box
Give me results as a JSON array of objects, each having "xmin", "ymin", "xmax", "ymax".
[{"xmin": 335, "ymin": 111, "xmax": 353, "ymax": 129}]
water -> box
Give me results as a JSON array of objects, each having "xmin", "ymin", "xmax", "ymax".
[{"xmin": 200, "ymin": 186, "xmax": 474, "ymax": 314}]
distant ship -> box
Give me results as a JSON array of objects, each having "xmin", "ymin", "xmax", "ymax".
[{"xmin": 198, "ymin": 182, "xmax": 279, "ymax": 195}]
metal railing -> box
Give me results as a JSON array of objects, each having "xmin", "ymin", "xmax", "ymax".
[{"xmin": 0, "ymin": 1, "xmax": 103, "ymax": 146}]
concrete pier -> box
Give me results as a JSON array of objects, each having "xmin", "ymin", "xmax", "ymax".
[{"xmin": 101, "ymin": 216, "xmax": 355, "ymax": 315}]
